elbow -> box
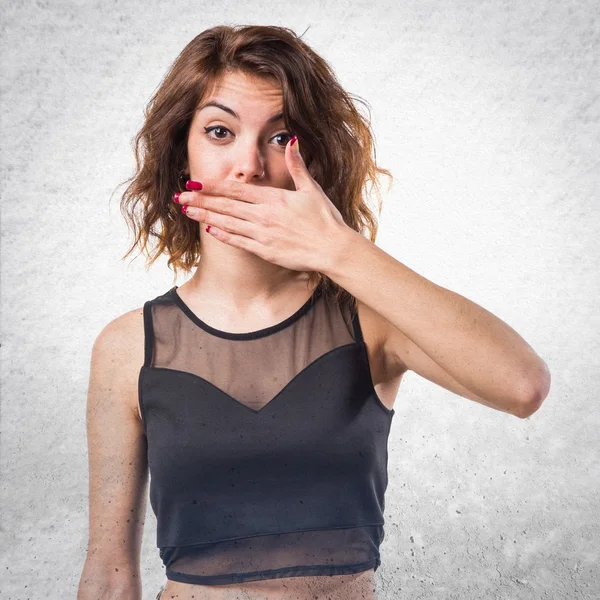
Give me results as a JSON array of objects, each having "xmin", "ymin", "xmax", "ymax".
[{"xmin": 518, "ymin": 362, "xmax": 552, "ymax": 419}]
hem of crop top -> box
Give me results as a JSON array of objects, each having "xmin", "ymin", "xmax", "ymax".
[{"xmin": 165, "ymin": 557, "xmax": 381, "ymax": 586}]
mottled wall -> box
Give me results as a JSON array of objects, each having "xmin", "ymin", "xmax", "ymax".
[{"xmin": 1, "ymin": 1, "xmax": 598, "ymax": 599}]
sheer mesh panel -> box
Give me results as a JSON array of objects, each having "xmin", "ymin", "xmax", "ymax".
[
  {"xmin": 150, "ymin": 286, "xmax": 356, "ymax": 412},
  {"xmin": 161, "ymin": 525, "xmax": 384, "ymax": 585}
]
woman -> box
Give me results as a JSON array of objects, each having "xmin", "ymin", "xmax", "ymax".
[{"xmin": 77, "ymin": 25, "xmax": 551, "ymax": 600}]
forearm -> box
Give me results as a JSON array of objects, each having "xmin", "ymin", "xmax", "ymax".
[{"xmin": 321, "ymin": 226, "xmax": 549, "ymax": 407}]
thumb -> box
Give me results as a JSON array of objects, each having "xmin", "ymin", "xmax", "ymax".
[{"xmin": 286, "ymin": 135, "xmax": 312, "ymax": 192}]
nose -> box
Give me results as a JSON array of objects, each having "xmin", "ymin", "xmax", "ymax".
[{"xmin": 233, "ymin": 138, "xmax": 266, "ymax": 182}]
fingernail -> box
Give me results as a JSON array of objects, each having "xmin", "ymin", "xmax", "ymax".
[
  {"xmin": 181, "ymin": 204, "xmax": 188, "ymax": 214},
  {"xmin": 173, "ymin": 192, "xmax": 181, "ymax": 203},
  {"xmin": 186, "ymin": 180, "xmax": 203, "ymax": 190},
  {"xmin": 206, "ymin": 225, "xmax": 212, "ymax": 233},
  {"xmin": 290, "ymin": 135, "xmax": 298, "ymax": 147}
]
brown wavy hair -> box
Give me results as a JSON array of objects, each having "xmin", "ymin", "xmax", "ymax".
[{"xmin": 117, "ymin": 24, "xmax": 393, "ymax": 313}]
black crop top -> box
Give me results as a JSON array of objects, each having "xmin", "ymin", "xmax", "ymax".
[{"xmin": 138, "ymin": 283, "xmax": 395, "ymax": 585}]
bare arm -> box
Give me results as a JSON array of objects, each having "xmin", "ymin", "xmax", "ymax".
[
  {"xmin": 322, "ymin": 228, "xmax": 550, "ymax": 416},
  {"xmin": 77, "ymin": 309, "xmax": 148, "ymax": 600}
]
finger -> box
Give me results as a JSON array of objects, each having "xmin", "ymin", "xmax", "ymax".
[
  {"xmin": 205, "ymin": 224, "xmax": 270, "ymax": 258},
  {"xmin": 186, "ymin": 178, "xmax": 265, "ymax": 204},
  {"xmin": 182, "ymin": 205, "xmax": 258, "ymax": 238},
  {"xmin": 176, "ymin": 191, "xmax": 255, "ymax": 220}
]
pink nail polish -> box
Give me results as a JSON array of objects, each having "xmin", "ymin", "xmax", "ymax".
[
  {"xmin": 290, "ymin": 135, "xmax": 298, "ymax": 146},
  {"xmin": 206, "ymin": 225, "xmax": 212, "ymax": 233},
  {"xmin": 173, "ymin": 192, "xmax": 181, "ymax": 203},
  {"xmin": 181, "ymin": 204, "xmax": 188, "ymax": 214},
  {"xmin": 186, "ymin": 180, "xmax": 203, "ymax": 190}
]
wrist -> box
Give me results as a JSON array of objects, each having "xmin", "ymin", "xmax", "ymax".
[{"xmin": 318, "ymin": 224, "xmax": 362, "ymax": 280}]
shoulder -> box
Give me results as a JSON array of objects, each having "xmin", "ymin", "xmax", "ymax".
[
  {"xmin": 94, "ymin": 306, "xmax": 145, "ymax": 358},
  {"xmin": 92, "ymin": 306, "xmax": 146, "ymax": 418}
]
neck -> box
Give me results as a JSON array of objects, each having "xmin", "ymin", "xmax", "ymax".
[{"xmin": 185, "ymin": 241, "xmax": 312, "ymax": 309}]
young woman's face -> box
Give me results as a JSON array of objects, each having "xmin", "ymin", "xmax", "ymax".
[{"xmin": 186, "ymin": 70, "xmax": 296, "ymax": 190}]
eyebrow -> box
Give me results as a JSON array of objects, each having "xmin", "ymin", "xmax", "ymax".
[{"xmin": 197, "ymin": 101, "xmax": 284, "ymax": 124}]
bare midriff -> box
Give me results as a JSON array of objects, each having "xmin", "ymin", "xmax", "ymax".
[{"xmin": 160, "ymin": 568, "xmax": 377, "ymax": 600}]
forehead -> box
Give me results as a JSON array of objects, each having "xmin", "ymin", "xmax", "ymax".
[{"xmin": 200, "ymin": 71, "xmax": 284, "ymax": 111}]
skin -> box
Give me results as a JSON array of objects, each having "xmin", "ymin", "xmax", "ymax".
[{"xmin": 159, "ymin": 570, "xmax": 378, "ymax": 600}]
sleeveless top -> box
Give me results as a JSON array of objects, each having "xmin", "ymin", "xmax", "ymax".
[{"xmin": 138, "ymin": 283, "xmax": 395, "ymax": 585}]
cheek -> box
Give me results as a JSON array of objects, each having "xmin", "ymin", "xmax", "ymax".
[
  {"xmin": 270, "ymin": 162, "xmax": 294, "ymax": 186},
  {"xmin": 187, "ymin": 127, "xmax": 216, "ymax": 155},
  {"xmin": 187, "ymin": 138, "xmax": 223, "ymax": 171},
  {"xmin": 187, "ymin": 132, "xmax": 206, "ymax": 156}
]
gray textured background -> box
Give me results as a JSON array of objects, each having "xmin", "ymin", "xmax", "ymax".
[{"xmin": 1, "ymin": 1, "xmax": 598, "ymax": 599}]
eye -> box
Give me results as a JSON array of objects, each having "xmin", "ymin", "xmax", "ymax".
[
  {"xmin": 203, "ymin": 126, "xmax": 293, "ymax": 147},
  {"xmin": 204, "ymin": 126, "xmax": 230, "ymax": 140},
  {"xmin": 272, "ymin": 132, "xmax": 294, "ymax": 147}
]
